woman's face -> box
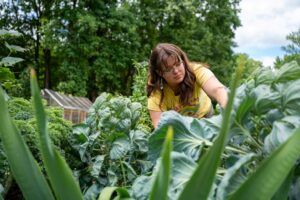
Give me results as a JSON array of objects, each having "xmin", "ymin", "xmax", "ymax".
[{"xmin": 161, "ymin": 55, "xmax": 185, "ymax": 90}]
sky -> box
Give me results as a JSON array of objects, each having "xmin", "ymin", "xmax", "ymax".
[{"xmin": 234, "ymin": 0, "xmax": 300, "ymax": 67}]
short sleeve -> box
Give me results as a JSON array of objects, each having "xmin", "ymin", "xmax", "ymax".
[
  {"xmin": 147, "ymin": 91, "xmax": 164, "ymax": 111},
  {"xmin": 193, "ymin": 65, "xmax": 214, "ymax": 86}
]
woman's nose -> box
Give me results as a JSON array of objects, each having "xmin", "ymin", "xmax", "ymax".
[{"xmin": 173, "ymin": 67, "xmax": 179, "ymax": 74}]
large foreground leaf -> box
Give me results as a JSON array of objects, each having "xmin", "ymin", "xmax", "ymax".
[
  {"xmin": 0, "ymin": 87, "xmax": 54, "ymax": 200},
  {"xmin": 30, "ymin": 70, "xmax": 83, "ymax": 200},
  {"xmin": 149, "ymin": 127, "xmax": 173, "ymax": 200},
  {"xmin": 229, "ymin": 127, "xmax": 300, "ymax": 200}
]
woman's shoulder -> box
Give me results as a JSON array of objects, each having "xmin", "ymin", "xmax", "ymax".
[
  {"xmin": 148, "ymin": 89, "xmax": 161, "ymax": 98},
  {"xmin": 189, "ymin": 61, "xmax": 210, "ymax": 71},
  {"xmin": 189, "ymin": 62, "xmax": 214, "ymax": 86}
]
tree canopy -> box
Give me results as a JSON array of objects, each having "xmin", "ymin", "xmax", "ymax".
[
  {"xmin": 0, "ymin": 0, "xmax": 241, "ymax": 99},
  {"xmin": 275, "ymin": 27, "xmax": 300, "ymax": 68}
]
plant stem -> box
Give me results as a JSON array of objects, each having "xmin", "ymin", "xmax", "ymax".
[
  {"xmin": 182, "ymin": 138, "xmax": 248, "ymax": 154},
  {"xmin": 120, "ymin": 159, "xmax": 127, "ymax": 186},
  {"xmin": 234, "ymin": 121, "xmax": 262, "ymax": 150}
]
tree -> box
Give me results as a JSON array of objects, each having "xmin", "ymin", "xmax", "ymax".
[
  {"xmin": 0, "ymin": 0, "xmax": 54, "ymax": 81},
  {"xmin": 275, "ymin": 27, "xmax": 300, "ymax": 68},
  {"xmin": 235, "ymin": 53, "xmax": 262, "ymax": 81},
  {"xmin": 42, "ymin": 0, "xmax": 142, "ymax": 99},
  {"xmin": 282, "ymin": 27, "xmax": 300, "ymax": 55},
  {"xmin": 130, "ymin": 0, "xmax": 241, "ymax": 85}
]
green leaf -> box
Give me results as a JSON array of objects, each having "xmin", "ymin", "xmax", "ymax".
[
  {"xmin": 216, "ymin": 153, "xmax": 255, "ymax": 199},
  {"xmin": 178, "ymin": 62, "xmax": 242, "ymax": 200},
  {"xmin": 0, "ymin": 29, "xmax": 10, "ymax": 36},
  {"xmin": 110, "ymin": 137, "xmax": 130, "ymax": 160},
  {"xmin": 0, "ymin": 57, "xmax": 24, "ymax": 66},
  {"xmin": 0, "ymin": 29, "xmax": 22, "ymax": 37},
  {"xmin": 98, "ymin": 187, "xmax": 131, "ymax": 200},
  {"xmin": 274, "ymin": 61, "xmax": 300, "ymax": 83},
  {"xmin": 169, "ymin": 152, "xmax": 197, "ymax": 199},
  {"xmin": 108, "ymin": 168, "xmax": 118, "ymax": 186},
  {"xmin": 131, "ymin": 175, "xmax": 153, "ymax": 200},
  {"xmin": 229, "ymin": 127, "xmax": 300, "ymax": 200},
  {"xmin": 5, "ymin": 42, "xmax": 27, "ymax": 52},
  {"xmin": 272, "ymin": 169, "xmax": 293, "ymax": 200},
  {"xmin": 234, "ymin": 95, "xmax": 255, "ymax": 125},
  {"xmin": 264, "ymin": 116, "xmax": 300, "ymax": 153},
  {"xmin": 91, "ymin": 155, "xmax": 105, "ymax": 178},
  {"xmin": 83, "ymin": 183, "xmax": 101, "ymax": 200},
  {"xmin": 129, "ymin": 102, "xmax": 142, "ymax": 126},
  {"xmin": 279, "ymin": 79, "xmax": 300, "ymax": 115},
  {"xmin": 129, "ymin": 130, "xmax": 148, "ymax": 153},
  {"xmin": 253, "ymin": 67, "xmax": 274, "ymax": 86},
  {"xmin": 149, "ymin": 113, "xmax": 218, "ymax": 161},
  {"xmin": 250, "ymin": 85, "xmax": 280, "ymax": 114},
  {"xmin": 0, "ymin": 87, "xmax": 55, "ymax": 200},
  {"xmin": 30, "ymin": 69, "xmax": 83, "ymax": 200},
  {"xmin": 289, "ymin": 176, "xmax": 300, "ymax": 199},
  {"xmin": 149, "ymin": 127, "xmax": 173, "ymax": 200},
  {"xmin": 0, "ymin": 67, "xmax": 14, "ymax": 82}
]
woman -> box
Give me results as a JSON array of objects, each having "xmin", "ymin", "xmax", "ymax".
[{"xmin": 147, "ymin": 43, "xmax": 228, "ymax": 128}]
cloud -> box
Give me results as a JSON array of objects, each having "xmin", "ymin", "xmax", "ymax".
[
  {"xmin": 260, "ymin": 56, "xmax": 276, "ymax": 67},
  {"xmin": 235, "ymin": 0, "xmax": 300, "ymax": 49}
]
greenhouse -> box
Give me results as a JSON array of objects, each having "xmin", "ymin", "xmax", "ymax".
[{"xmin": 41, "ymin": 89, "xmax": 92, "ymax": 124}]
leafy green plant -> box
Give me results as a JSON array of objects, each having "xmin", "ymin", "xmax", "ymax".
[
  {"xmin": 70, "ymin": 93, "xmax": 150, "ymax": 199},
  {"xmin": 130, "ymin": 61, "xmax": 152, "ymax": 133},
  {"xmin": 0, "ymin": 29, "xmax": 26, "ymax": 97}
]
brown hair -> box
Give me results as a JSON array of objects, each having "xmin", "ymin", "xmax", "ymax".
[{"xmin": 147, "ymin": 43, "xmax": 196, "ymax": 107}]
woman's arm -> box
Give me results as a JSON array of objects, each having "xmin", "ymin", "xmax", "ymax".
[
  {"xmin": 149, "ymin": 110, "xmax": 162, "ymax": 128},
  {"xmin": 202, "ymin": 76, "xmax": 228, "ymax": 107}
]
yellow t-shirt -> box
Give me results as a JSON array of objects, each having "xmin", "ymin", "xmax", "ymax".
[{"xmin": 147, "ymin": 63, "xmax": 214, "ymax": 118}]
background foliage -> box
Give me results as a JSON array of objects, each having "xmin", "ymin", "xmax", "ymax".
[{"xmin": 0, "ymin": 0, "xmax": 241, "ymax": 99}]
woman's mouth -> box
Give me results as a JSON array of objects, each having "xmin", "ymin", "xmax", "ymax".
[{"xmin": 174, "ymin": 75, "xmax": 182, "ymax": 80}]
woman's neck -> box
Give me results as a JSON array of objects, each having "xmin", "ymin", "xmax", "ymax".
[{"xmin": 168, "ymin": 84, "xmax": 180, "ymax": 95}]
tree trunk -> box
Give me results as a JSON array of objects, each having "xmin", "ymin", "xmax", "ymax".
[
  {"xmin": 44, "ymin": 48, "xmax": 51, "ymax": 89},
  {"xmin": 35, "ymin": 31, "xmax": 40, "ymax": 80}
]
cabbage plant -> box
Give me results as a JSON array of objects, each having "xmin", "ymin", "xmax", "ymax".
[{"xmin": 70, "ymin": 93, "xmax": 150, "ymax": 199}]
